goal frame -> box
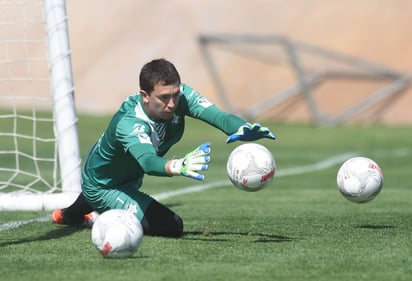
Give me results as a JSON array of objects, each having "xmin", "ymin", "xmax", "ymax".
[{"xmin": 0, "ymin": 0, "xmax": 81, "ymax": 210}]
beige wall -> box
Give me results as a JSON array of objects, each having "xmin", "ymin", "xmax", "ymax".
[{"xmin": 66, "ymin": 0, "xmax": 412, "ymax": 124}]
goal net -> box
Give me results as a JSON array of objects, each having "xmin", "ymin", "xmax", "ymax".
[{"xmin": 0, "ymin": 0, "xmax": 81, "ymax": 210}]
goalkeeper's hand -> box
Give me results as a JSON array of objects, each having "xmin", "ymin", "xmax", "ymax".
[
  {"xmin": 169, "ymin": 142, "xmax": 211, "ymax": 181},
  {"xmin": 226, "ymin": 123, "xmax": 276, "ymax": 143}
]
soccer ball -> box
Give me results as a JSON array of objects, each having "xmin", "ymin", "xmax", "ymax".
[
  {"xmin": 336, "ymin": 157, "xmax": 383, "ymax": 203},
  {"xmin": 226, "ymin": 143, "xmax": 275, "ymax": 192},
  {"xmin": 91, "ymin": 209, "xmax": 143, "ymax": 258}
]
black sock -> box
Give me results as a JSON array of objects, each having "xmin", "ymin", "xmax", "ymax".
[
  {"xmin": 141, "ymin": 200, "xmax": 183, "ymax": 237},
  {"xmin": 62, "ymin": 193, "xmax": 94, "ymax": 225}
]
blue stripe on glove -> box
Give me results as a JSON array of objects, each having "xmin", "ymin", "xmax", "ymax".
[
  {"xmin": 170, "ymin": 142, "xmax": 211, "ymax": 181},
  {"xmin": 226, "ymin": 123, "xmax": 276, "ymax": 143}
]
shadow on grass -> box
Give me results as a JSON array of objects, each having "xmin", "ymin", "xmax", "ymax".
[
  {"xmin": 0, "ymin": 226, "xmax": 86, "ymax": 247},
  {"xmin": 183, "ymin": 231, "xmax": 295, "ymax": 243},
  {"xmin": 357, "ymin": 224, "xmax": 395, "ymax": 229}
]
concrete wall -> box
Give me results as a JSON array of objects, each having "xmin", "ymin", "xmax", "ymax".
[{"xmin": 66, "ymin": 0, "xmax": 412, "ymax": 124}]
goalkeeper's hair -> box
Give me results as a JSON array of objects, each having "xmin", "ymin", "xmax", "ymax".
[{"xmin": 139, "ymin": 58, "xmax": 181, "ymax": 94}]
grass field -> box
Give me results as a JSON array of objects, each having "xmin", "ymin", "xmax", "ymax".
[{"xmin": 0, "ymin": 114, "xmax": 411, "ymax": 281}]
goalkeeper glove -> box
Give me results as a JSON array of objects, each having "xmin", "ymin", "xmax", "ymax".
[
  {"xmin": 169, "ymin": 142, "xmax": 211, "ymax": 181},
  {"xmin": 226, "ymin": 123, "xmax": 276, "ymax": 143}
]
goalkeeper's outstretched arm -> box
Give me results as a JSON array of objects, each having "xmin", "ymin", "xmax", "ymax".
[{"xmin": 197, "ymin": 105, "xmax": 276, "ymax": 143}]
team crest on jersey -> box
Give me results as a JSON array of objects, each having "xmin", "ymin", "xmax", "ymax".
[
  {"xmin": 126, "ymin": 203, "xmax": 138, "ymax": 215},
  {"xmin": 171, "ymin": 114, "xmax": 180, "ymax": 125}
]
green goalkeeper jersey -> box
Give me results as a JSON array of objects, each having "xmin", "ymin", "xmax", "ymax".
[{"xmin": 82, "ymin": 83, "xmax": 245, "ymax": 189}]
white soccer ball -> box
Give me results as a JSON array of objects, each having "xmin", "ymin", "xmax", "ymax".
[
  {"xmin": 226, "ymin": 143, "xmax": 275, "ymax": 192},
  {"xmin": 91, "ymin": 209, "xmax": 143, "ymax": 258},
  {"xmin": 336, "ymin": 157, "xmax": 383, "ymax": 203}
]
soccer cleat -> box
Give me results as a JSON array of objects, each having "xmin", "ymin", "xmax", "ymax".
[
  {"xmin": 52, "ymin": 209, "xmax": 98, "ymax": 227},
  {"xmin": 51, "ymin": 208, "xmax": 65, "ymax": 225},
  {"xmin": 83, "ymin": 211, "xmax": 99, "ymax": 227}
]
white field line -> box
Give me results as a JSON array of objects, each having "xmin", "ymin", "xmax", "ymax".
[
  {"xmin": 0, "ymin": 215, "xmax": 50, "ymax": 231},
  {"xmin": 0, "ymin": 150, "xmax": 387, "ymax": 232},
  {"xmin": 152, "ymin": 152, "xmax": 357, "ymax": 201}
]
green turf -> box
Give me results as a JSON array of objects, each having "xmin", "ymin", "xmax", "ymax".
[{"xmin": 0, "ymin": 115, "xmax": 411, "ymax": 281}]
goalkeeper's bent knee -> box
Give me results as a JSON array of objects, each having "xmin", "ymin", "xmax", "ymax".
[{"xmin": 141, "ymin": 200, "xmax": 184, "ymax": 237}]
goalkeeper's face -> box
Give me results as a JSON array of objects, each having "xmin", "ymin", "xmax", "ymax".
[{"xmin": 141, "ymin": 82, "xmax": 180, "ymax": 121}]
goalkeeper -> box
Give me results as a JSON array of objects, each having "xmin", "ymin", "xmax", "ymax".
[{"xmin": 52, "ymin": 58, "xmax": 275, "ymax": 237}]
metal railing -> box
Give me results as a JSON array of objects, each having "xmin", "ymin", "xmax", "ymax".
[{"xmin": 198, "ymin": 34, "xmax": 411, "ymax": 125}]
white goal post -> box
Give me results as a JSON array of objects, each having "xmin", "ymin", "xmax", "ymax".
[{"xmin": 0, "ymin": 0, "xmax": 81, "ymax": 210}]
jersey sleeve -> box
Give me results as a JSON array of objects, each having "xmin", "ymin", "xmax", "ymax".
[
  {"xmin": 181, "ymin": 83, "xmax": 246, "ymax": 135},
  {"xmin": 198, "ymin": 105, "xmax": 246, "ymax": 135},
  {"xmin": 129, "ymin": 144, "xmax": 169, "ymax": 176},
  {"xmin": 117, "ymin": 117, "xmax": 169, "ymax": 176},
  {"xmin": 180, "ymin": 83, "xmax": 215, "ymax": 118}
]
